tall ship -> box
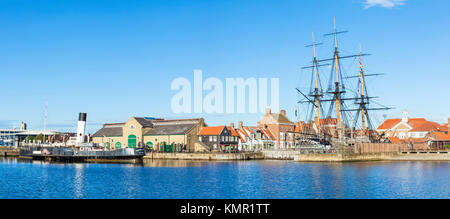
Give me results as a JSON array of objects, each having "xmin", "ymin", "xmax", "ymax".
[{"xmin": 296, "ymin": 18, "xmax": 392, "ymax": 146}]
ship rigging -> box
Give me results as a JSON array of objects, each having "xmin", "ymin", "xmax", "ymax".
[{"xmin": 297, "ymin": 18, "xmax": 392, "ymax": 143}]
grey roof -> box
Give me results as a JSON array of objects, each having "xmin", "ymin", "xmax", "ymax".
[
  {"xmin": 271, "ymin": 113, "xmax": 294, "ymax": 124},
  {"xmin": 92, "ymin": 127, "xmax": 123, "ymax": 137},
  {"xmin": 134, "ymin": 117, "xmax": 155, "ymax": 127},
  {"xmin": 143, "ymin": 123, "xmax": 197, "ymax": 135}
]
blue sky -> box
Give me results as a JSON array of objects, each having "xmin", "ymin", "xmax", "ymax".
[{"xmin": 0, "ymin": 0, "xmax": 449, "ymax": 133}]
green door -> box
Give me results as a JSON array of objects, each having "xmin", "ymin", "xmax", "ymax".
[
  {"xmin": 165, "ymin": 143, "xmax": 173, "ymax": 153},
  {"xmin": 128, "ymin": 135, "xmax": 137, "ymax": 148},
  {"xmin": 115, "ymin": 142, "xmax": 122, "ymax": 149},
  {"xmin": 160, "ymin": 142, "xmax": 166, "ymax": 152},
  {"xmin": 104, "ymin": 142, "xmax": 110, "ymax": 150}
]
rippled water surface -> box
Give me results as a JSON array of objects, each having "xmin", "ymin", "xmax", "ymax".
[{"xmin": 0, "ymin": 158, "xmax": 448, "ymax": 199}]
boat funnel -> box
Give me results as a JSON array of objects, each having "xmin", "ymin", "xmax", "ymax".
[{"xmin": 77, "ymin": 113, "xmax": 87, "ymax": 143}]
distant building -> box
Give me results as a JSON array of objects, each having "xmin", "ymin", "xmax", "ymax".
[
  {"xmin": 92, "ymin": 117, "xmax": 205, "ymax": 152},
  {"xmin": 377, "ymin": 110, "xmax": 445, "ymax": 143},
  {"xmin": 0, "ymin": 129, "xmax": 62, "ymax": 147},
  {"xmin": 197, "ymin": 126, "xmax": 239, "ymax": 152},
  {"xmin": 257, "ymin": 109, "xmax": 295, "ymax": 149}
]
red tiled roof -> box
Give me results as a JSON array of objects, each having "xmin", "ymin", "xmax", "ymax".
[
  {"xmin": 199, "ymin": 126, "xmax": 225, "ymax": 136},
  {"xmin": 377, "ymin": 118, "xmax": 436, "ymax": 131},
  {"xmin": 236, "ymin": 129, "xmax": 247, "ymax": 142},
  {"xmin": 262, "ymin": 128, "xmax": 275, "ymax": 139},
  {"xmin": 378, "ymin": 119, "xmax": 402, "ymax": 130},
  {"xmin": 409, "ymin": 121, "xmax": 441, "ymax": 132},
  {"xmin": 227, "ymin": 127, "xmax": 239, "ymax": 137},
  {"xmin": 438, "ymin": 124, "xmax": 448, "ymax": 131},
  {"xmin": 435, "ymin": 132, "xmax": 450, "ymax": 140},
  {"xmin": 388, "ymin": 137, "xmax": 426, "ymax": 143},
  {"xmin": 388, "ymin": 137, "xmax": 402, "ymax": 143}
]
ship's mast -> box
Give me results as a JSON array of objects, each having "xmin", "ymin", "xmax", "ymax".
[
  {"xmin": 332, "ymin": 17, "xmax": 343, "ymax": 139},
  {"xmin": 312, "ymin": 32, "xmax": 322, "ymax": 136},
  {"xmin": 359, "ymin": 45, "xmax": 367, "ymax": 131}
]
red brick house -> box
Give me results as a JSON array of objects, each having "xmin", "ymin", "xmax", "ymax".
[{"xmin": 257, "ymin": 109, "xmax": 295, "ymax": 149}]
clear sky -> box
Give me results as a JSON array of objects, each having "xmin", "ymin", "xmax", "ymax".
[{"xmin": 0, "ymin": 0, "xmax": 449, "ymax": 133}]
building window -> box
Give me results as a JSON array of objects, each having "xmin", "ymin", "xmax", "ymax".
[
  {"xmin": 209, "ymin": 136, "xmax": 212, "ymax": 141},
  {"xmin": 213, "ymin": 136, "xmax": 217, "ymax": 142},
  {"xmin": 199, "ymin": 136, "xmax": 202, "ymax": 141}
]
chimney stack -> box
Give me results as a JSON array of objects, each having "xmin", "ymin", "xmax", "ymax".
[
  {"xmin": 230, "ymin": 123, "xmax": 234, "ymax": 129},
  {"xmin": 280, "ymin": 110, "xmax": 286, "ymax": 116},
  {"xmin": 77, "ymin": 113, "xmax": 87, "ymax": 144},
  {"xmin": 266, "ymin": 108, "xmax": 271, "ymax": 115},
  {"xmin": 239, "ymin": 121, "xmax": 243, "ymax": 129}
]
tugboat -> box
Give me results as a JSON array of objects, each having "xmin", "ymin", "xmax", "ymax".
[{"xmin": 19, "ymin": 113, "xmax": 145, "ymax": 163}]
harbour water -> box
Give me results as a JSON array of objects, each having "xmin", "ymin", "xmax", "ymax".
[{"xmin": 0, "ymin": 158, "xmax": 448, "ymax": 199}]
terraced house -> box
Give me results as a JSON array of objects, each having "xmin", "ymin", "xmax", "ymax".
[{"xmin": 92, "ymin": 117, "xmax": 205, "ymax": 152}]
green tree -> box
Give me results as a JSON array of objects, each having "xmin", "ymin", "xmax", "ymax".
[
  {"xmin": 26, "ymin": 136, "xmax": 35, "ymax": 142},
  {"xmin": 35, "ymin": 133, "xmax": 44, "ymax": 142}
]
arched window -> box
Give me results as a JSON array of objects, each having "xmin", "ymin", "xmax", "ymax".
[
  {"xmin": 146, "ymin": 141, "xmax": 153, "ymax": 150},
  {"xmin": 104, "ymin": 142, "xmax": 110, "ymax": 149},
  {"xmin": 115, "ymin": 142, "xmax": 122, "ymax": 149}
]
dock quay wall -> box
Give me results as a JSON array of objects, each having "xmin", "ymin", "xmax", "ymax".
[
  {"xmin": 262, "ymin": 150, "xmax": 304, "ymax": 160},
  {"xmin": 0, "ymin": 148, "xmax": 19, "ymax": 157},
  {"xmin": 294, "ymin": 152, "xmax": 450, "ymax": 162},
  {"xmin": 144, "ymin": 152, "xmax": 264, "ymax": 161}
]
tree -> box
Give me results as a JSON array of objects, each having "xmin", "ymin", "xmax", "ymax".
[
  {"xmin": 26, "ymin": 136, "xmax": 35, "ymax": 142},
  {"xmin": 35, "ymin": 133, "xmax": 44, "ymax": 142}
]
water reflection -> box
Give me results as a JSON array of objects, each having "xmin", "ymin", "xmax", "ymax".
[
  {"xmin": 0, "ymin": 158, "xmax": 448, "ymax": 199},
  {"xmin": 142, "ymin": 159, "xmax": 211, "ymax": 167}
]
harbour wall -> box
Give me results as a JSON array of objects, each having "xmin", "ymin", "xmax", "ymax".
[
  {"xmin": 144, "ymin": 152, "xmax": 265, "ymax": 161},
  {"xmin": 0, "ymin": 148, "xmax": 19, "ymax": 157},
  {"xmin": 294, "ymin": 152, "xmax": 450, "ymax": 162},
  {"xmin": 262, "ymin": 150, "xmax": 304, "ymax": 160}
]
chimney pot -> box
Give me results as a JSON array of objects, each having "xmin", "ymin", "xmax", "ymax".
[
  {"xmin": 230, "ymin": 123, "xmax": 234, "ymax": 128},
  {"xmin": 266, "ymin": 108, "xmax": 272, "ymax": 115},
  {"xmin": 239, "ymin": 121, "xmax": 243, "ymax": 129},
  {"xmin": 280, "ymin": 110, "xmax": 286, "ymax": 116}
]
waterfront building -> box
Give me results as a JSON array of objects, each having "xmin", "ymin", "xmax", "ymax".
[
  {"xmin": 426, "ymin": 118, "xmax": 450, "ymax": 149},
  {"xmin": 257, "ymin": 109, "xmax": 295, "ymax": 149},
  {"xmin": 0, "ymin": 127, "xmax": 62, "ymax": 147},
  {"xmin": 92, "ymin": 117, "xmax": 205, "ymax": 152},
  {"xmin": 197, "ymin": 126, "xmax": 239, "ymax": 152},
  {"xmin": 377, "ymin": 111, "xmax": 444, "ymax": 143},
  {"xmin": 233, "ymin": 122, "xmax": 275, "ymax": 151}
]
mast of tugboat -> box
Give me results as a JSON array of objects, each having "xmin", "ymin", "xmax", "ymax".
[
  {"xmin": 312, "ymin": 32, "xmax": 322, "ymax": 136},
  {"xmin": 333, "ymin": 17, "xmax": 342, "ymax": 139}
]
